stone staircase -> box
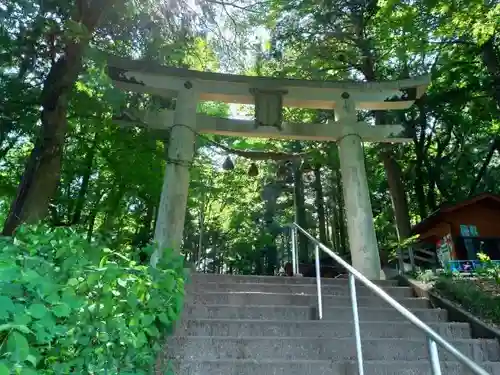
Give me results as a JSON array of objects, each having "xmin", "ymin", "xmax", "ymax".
[{"xmin": 164, "ymin": 273, "xmax": 500, "ymax": 374}]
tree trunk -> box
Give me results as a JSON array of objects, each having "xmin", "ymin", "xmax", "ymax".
[
  {"xmin": 357, "ymin": 43, "xmax": 413, "ymax": 242},
  {"xmin": 480, "ymin": 37, "xmax": 500, "ymax": 111},
  {"xmin": 2, "ymin": 0, "xmax": 114, "ymax": 236},
  {"xmin": 414, "ymin": 159, "xmax": 428, "ymax": 219},
  {"xmin": 212, "ymin": 231, "xmax": 218, "ymax": 274},
  {"xmin": 313, "ymin": 165, "xmax": 328, "ymax": 244},
  {"xmin": 427, "ymin": 179, "xmax": 438, "ymax": 212},
  {"xmin": 412, "ymin": 101, "xmax": 429, "ymax": 219},
  {"xmin": 335, "ymin": 167, "xmax": 348, "ymax": 254},
  {"xmin": 375, "ymin": 111, "xmax": 412, "ymax": 241},
  {"xmin": 293, "ymin": 165, "xmax": 308, "ymax": 263},
  {"xmin": 413, "ymin": 134, "xmax": 428, "ymax": 219},
  {"xmin": 72, "ymin": 132, "xmax": 99, "ymax": 224},
  {"xmin": 101, "ymin": 185, "xmax": 125, "ymax": 232},
  {"xmin": 328, "ymin": 179, "xmax": 339, "ymax": 251},
  {"xmin": 323, "ymin": 197, "xmax": 332, "ymax": 247},
  {"xmin": 133, "ymin": 198, "xmax": 155, "ymax": 251},
  {"xmin": 197, "ymin": 198, "xmax": 205, "ymax": 265},
  {"xmin": 380, "ymin": 148, "xmax": 412, "ymax": 240},
  {"xmin": 86, "ymin": 210, "xmax": 98, "ymax": 241},
  {"xmin": 86, "ymin": 190, "xmax": 104, "ymax": 242},
  {"xmin": 469, "ymin": 138, "xmax": 500, "ymax": 196}
]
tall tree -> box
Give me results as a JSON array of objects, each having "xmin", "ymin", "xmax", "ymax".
[{"xmin": 2, "ymin": 0, "xmax": 117, "ymax": 235}]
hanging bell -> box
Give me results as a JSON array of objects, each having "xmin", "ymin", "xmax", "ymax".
[
  {"xmin": 248, "ymin": 163, "xmax": 259, "ymax": 177},
  {"xmin": 222, "ymin": 156, "xmax": 234, "ymax": 170}
]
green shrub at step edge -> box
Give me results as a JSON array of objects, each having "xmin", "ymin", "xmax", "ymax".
[
  {"xmin": 434, "ymin": 277, "xmax": 500, "ymax": 326},
  {"xmin": 475, "ymin": 252, "xmax": 500, "ymax": 284},
  {"xmin": 0, "ymin": 224, "xmax": 186, "ymax": 375}
]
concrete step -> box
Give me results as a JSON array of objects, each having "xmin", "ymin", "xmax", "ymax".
[
  {"xmin": 183, "ymin": 304, "xmax": 448, "ymax": 322},
  {"xmin": 166, "ymin": 359, "xmax": 500, "ymax": 375},
  {"xmin": 178, "ymin": 319, "xmax": 471, "ymax": 339},
  {"xmin": 185, "ymin": 292, "xmax": 430, "ymax": 308},
  {"xmin": 167, "ymin": 336, "xmax": 500, "ymax": 362},
  {"xmin": 188, "ymin": 273, "xmax": 399, "ymax": 286},
  {"xmin": 189, "ymin": 282, "xmax": 414, "ymax": 298}
]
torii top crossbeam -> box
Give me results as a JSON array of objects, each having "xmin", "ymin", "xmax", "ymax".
[{"xmin": 106, "ymin": 55, "xmax": 429, "ymax": 111}]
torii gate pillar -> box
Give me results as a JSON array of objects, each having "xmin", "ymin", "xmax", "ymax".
[
  {"xmin": 336, "ymin": 95, "xmax": 383, "ymax": 280},
  {"xmin": 151, "ymin": 83, "xmax": 198, "ymax": 267}
]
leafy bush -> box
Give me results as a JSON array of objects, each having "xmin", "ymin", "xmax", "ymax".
[
  {"xmin": 0, "ymin": 225, "xmax": 186, "ymax": 375},
  {"xmin": 434, "ymin": 277, "xmax": 500, "ymax": 325},
  {"xmin": 410, "ymin": 268, "xmax": 439, "ymax": 283},
  {"xmin": 475, "ymin": 252, "xmax": 500, "ymax": 284},
  {"xmin": 433, "ymin": 253, "xmax": 500, "ymax": 326}
]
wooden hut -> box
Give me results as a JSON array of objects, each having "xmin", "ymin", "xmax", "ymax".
[{"xmin": 411, "ymin": 193, "xmax": 500, "ymax": 267}]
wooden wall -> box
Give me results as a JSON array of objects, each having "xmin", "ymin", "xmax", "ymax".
[
  {"xmin": 416, "ymin": 200, "xmax": 500, "ymax": 260},
  {"xmin": 418, "ymin": 201, "xmax": 500, "ymax": 241}
]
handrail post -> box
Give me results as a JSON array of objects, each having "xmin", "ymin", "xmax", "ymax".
[
  {"xmin": 408, "ymin": 246, "xmax": 416, "ymax": 272},
  {"xmin": 291, "ymin": 225, "xmax": 298, "ymax": 276},
  {"xmin": 348, "ymin": 273, "xmax": 364, "ymax": 375},
  {"xmin": 314, "ymin": 244, "xmax": 323, "ymax": 320},
  {"xmin": 397, "ymin": 247, "xmax": 405, "ymax": 275},
  {"xmin": 427, "ymin": 338, "xmax": 443, "ymax": 375}
]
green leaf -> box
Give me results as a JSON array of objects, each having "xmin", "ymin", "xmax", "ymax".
[
  {"xmin": 0, "ymin": 363, "xmax": 9, "ymax": 375},
  {"xmin": 22, "ymin": 269, "xmax": 41, "ymax": 284},
  {"xmin": 21, "ymin": 369, "xmax": 39, "ymax": 375},
  {"xmin": 98, "ymin": 332, "xmax": 109, "ymax": 342},
  {"xmin": 136, "ymin": 331, "xmax": 147, "ymax": 348},
  {"xmin": 141, "ymin": 314, "xmax": 154, "ymax": 326},
  {"xmin": 163, "ymin": 274, "xmax": 176, "ymax": 292},
  {"xmin": 28, "ymin": 303, "xmax": 48, "ymax": 319},
  {"xmin": 61, "ymin": 290, "xmax": 82, "ymax": 309},
  {"xmin": 26, "ymin": 354, "xmax": 38, "ymax": 366},
  {"xmin": 158, "ymin": 312, "xmax": 170, "ymax": 325},
  {"xmin": 52, "ymin": 303, "xmax": 70, "ymax": 318},
  {"xmin": 45, "ymin": 292, "xmax": 59, "ymax": 304},
  {"xmin": 166, "ymin": 306, "xmax": 176, "ymax": 321},
  {"xmin": 174, "ymin": 296, "xmax": 183, "ymax": 314},
  {"xmin": 77, "ymin": 335, "xmax": 90, "ymax": 345},
  {"xmin": 0, "ymin": 323, "xmax": 31, "ymax": 334},
  {"xmin": 127, "ymin": 293, "xmax": 138, "ymax": 308},
  {"xmin": 7, "ymin": 331, "xmax": 30, "ymax": 362},
  {"xmin": 0, "ymin": 296, "xmax": 15, "ymax": 318},
  {"xmin": 14, "ymin": 312, "xmax": 32, "ymax": 326},
  {"xmin": 145, "ymin": 325, "xmax": 159, "ymax": 337}
]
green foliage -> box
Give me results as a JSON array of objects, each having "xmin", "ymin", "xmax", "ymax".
[
  {"xmin": 475, "ymin": 252, "xmax": 500, "ymax": 284},
  {"xmin": 0, "ymin": 225, "xmax": 185, "ymax": 374},
  {"xmin": 408, "ymin": 268, "xmax": 439, "ymax": 283},
  {"xmin": 433, "ymin": 254, "xmax": 500, "ymax": 326},
  {"xmin": 2, "ymin": 0, "xmax": 500, "ymax": 289},
  {"xmin": 386, "ymin": 234, "xmax": 421, "ymax": 264},
  {"xmin": 434, "ymin": 277, "xmax": 500, "ymax": 326}
]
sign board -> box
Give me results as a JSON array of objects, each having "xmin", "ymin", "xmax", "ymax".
[{"xmin": 436, "ymin": 233, "xmax": 454, "ymax": 267}]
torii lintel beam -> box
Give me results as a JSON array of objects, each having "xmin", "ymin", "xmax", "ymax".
[
  {"xmin": 106, "ymin": 55, "xmax": 430, "ymax": 111},
  {"xmin": 115, "ymin": 110, "xmax": 411, "ymax": 143}
]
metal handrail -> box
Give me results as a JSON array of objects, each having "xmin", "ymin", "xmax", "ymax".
[{"xmin": 290, "ymin": 223, "xmax": 491, "ymax": 375}]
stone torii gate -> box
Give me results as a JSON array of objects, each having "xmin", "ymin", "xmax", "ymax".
[{"xmin": 106, "ymin": 55, "xmax": 429, "ymax": 280}]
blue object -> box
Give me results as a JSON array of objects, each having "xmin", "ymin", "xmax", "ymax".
[{"xmin": 445, "ymin": 260, "xmax": 500, "ymax": 273}]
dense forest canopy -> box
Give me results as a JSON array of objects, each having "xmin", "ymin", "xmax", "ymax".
[{"xmin": 0, "ymin": 0, "xmax": 499, "ymax": 274}]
